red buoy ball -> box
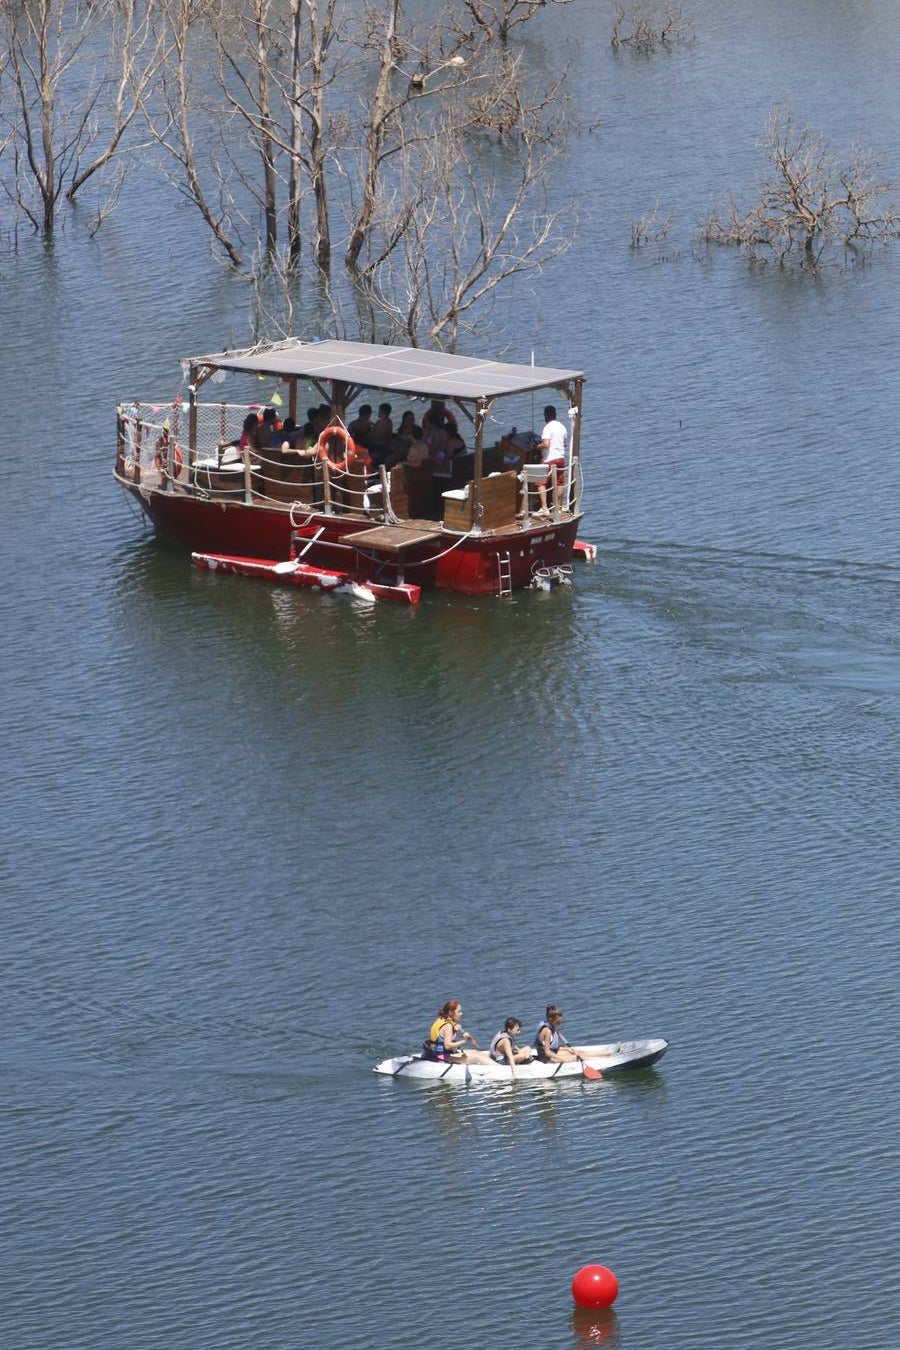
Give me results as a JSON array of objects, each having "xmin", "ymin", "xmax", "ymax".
[{"xmin": 571, "ymin": 1264, "xmax": 619, "ymax": 1309}]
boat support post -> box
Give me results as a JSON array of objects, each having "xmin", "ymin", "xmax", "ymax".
[
  {"xmin": 568, "ymin": 376, "xmax": 583, "ymax": 513},
  {"xmin": 470, "ymin": 396, "xmax": 492, "ymax": 537}
]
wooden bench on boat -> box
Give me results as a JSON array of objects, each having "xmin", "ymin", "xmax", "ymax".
[
  {"xmin": 191, "ymin": 457, "xmax": 246, "ymax": 495},
  {"xmin": 330, "ymin": 457, "xmax": 370, "ymax": 516},
  {"xmin": 257, "ymin": 452, "xmax": 320, "ymax": 505},
  {"xmin": 442, "ymin": 469, "xmax": 519, "ymax": 532},
  {"xmin": 387, "ymin": 462, "xmax": 435, "ymax": 520}
]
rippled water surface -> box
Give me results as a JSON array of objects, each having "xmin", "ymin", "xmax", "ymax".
[{"xmin": 1, "ymin": 4, "xmax": 899, "ymax": 1348}]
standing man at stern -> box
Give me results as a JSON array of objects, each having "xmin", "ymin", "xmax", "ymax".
[{"xmin": 535, "ymin": 404, "xmax": 568, "ymax": 516}]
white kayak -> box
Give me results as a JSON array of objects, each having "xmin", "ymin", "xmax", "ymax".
[{"xmin": 373, "ymin": 1038, "xmax": 668, "ymax": 1083}]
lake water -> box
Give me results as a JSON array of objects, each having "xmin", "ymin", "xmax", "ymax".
[{"xmin": 1, "ymin": 3, "xmax": 898, "ymax": 1348}]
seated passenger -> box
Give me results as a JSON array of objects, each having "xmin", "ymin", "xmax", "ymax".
[
  {"xmin": 296, "ymin": 407, "xmax": 320, "ymax": 449},
  {"xmin": 317, "ymin": 425, "xmax": 371, "ymax": 474},
  {"xmin": 405, "ymin": 425, "xmax": 429, "ymax": 468},
  {"xmin": 446, "ymin": 426, "xmax": 467, "ymax": 458},
  {"xmin": 278, "ymin": 416, "xmax": 297, "ymax": 450},
  {"xmin": 369, "ymin": 402, "xmax": 394, "ymax": 466},
  {"xmin": 261, "ymin": 406, "xmax": 281, "ymax": 446},
  {"xmin": 423, "ymin": 399, "xmax": 447, "ymax": 434},
  {"xmin": 422, "ymin": 401, "xmax": 448, "ymax": 459},
  {"xmin": 385, "ymin": 410, "xmax": 416, "ymax": 466},
  {"xmin": 424, "ymin": 1000, "xmax": 490, "ymax": 1064},
  {"xmin": 490, "ymin": 1018, "xmax": 533, "ymax": 1079},
  {"xmin": 348, "ymin": 404, "xmax": 373, "ymax": 445},
  {"xmin": 534, "ymin": 1004, "xmax": 579, "ymax": 1063},
  {"xmin": 238, "ymin": 412, "xmax": 258, "ymax": 450}
]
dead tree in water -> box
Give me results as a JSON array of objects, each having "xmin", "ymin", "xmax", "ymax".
[
  {"xmin": 458, "ymin": 0, "xmax": 573, "ymax": 46},
  {"xmin": 358, "ymin": 79, "xmax": 574, "ymax": 349},
  {"xmin": 703, "ymin": 108, "xmax": 900, "ymax": 268},
  {"xmin": 611, "ymin": 2, "xmax": 693, "ymax": 52},
  {"xmin": 0, "ymin": 0, "xmax": 160, "ymax": 236},
  {"xmin": 139, "ymin": 0, "xmax": 245, "ymax": 268}
]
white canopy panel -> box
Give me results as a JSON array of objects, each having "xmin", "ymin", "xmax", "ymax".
[{"xmin": 192, "ymin": 339, "xmax": 583, "ymax": 401}]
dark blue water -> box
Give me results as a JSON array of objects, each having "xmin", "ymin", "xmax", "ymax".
[{"xmin": 2, "ymin": 4, "xmax": 899, "ymax": 1347}]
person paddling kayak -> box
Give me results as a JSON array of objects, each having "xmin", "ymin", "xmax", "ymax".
[
  {"xmin": 424, "ymin": 1000, "xmax": 490, "ymax": 1064},
  {"xmin": 534, "ymin": 1004, "xmax": 580, "ymax": 1063}
]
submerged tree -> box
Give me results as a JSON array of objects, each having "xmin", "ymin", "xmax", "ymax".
[
  {"xmin": 610, "ymin": 2, "xmax": 693, "ymax": 53},
  {"xmin": 703, "ymin": 108, "xmax": 900, "ymax": 268},
  {"xmin": 0, "ymin": 0, "xmax": 580, "ymax": 345},
  {"xmin": 0, "ymin": 0, "xmax": 160, "ymax": 236},
  {"xmin": 629, "ymin": 199, "xmax": 676, "ymax": 248},
  {"xmin": 357, "ymin": 73, "xmax": 574, "ymax": 348},
  {"xmin": 456, "ymin": 0, "xmax": 573, "ymax": 46},
  {"xmin": 139, "ymin": 0, "xmax": 245, "ymax": 268},
  {"xmin": 136, "ymin": 0, "xmax": 577, "ymax": 335}
]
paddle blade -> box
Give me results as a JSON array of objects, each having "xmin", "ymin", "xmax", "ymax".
[{"xmin": 581, "ymin": 1064, "xmax": 603, "ymax": 1081}]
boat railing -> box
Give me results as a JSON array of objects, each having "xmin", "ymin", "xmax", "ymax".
[
  {"xmin": 115, "ymin": 400, "xmax": 578, "ymax": 526},
  {"xmin": 250, "ymin": 449, "xmax": 376, "ymax": 519},
  {"xmin": 115, "ymin": 402, "xmax": 389, "ymax": 521}
]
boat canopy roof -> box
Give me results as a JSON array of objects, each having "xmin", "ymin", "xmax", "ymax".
[{"xmin": 190, "ymin": 338, "xmax": 584, "ymax": 402}]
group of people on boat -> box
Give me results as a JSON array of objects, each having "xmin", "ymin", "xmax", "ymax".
[
  {"xmin": 425, "ymin": 1001, "xmax": 580, "ymax": 1079},
  {"xmin": 344, "ymin": 399, "xmax": 467, "ymax": 472},
  {"xmin": 225, "ymin": 396, "xmax": 569, "ymax": 516},
  {"xmin": 234, "ymin": 399, "xmax": 467, "ymax": 474}
]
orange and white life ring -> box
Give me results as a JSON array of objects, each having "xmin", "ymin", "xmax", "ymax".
[
  {"xmin": 316, "ymin": 425, "xmax": 369, "ymax": 471},
  {"xmin": 154, "ymin": 441, "xmax": 184, "ymax": 479}
]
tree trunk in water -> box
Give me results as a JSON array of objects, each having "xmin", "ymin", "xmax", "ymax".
[{"xmin": 345, "ymin": 0, "xmax": 399, "ymax": 270}]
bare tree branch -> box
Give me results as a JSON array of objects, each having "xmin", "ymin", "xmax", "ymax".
[
  {"xmin": 458, "ymin": 0, "xmax": 573, "ymax": 46},
  {"xmin": 139, "ymin": 0, "xmax": 245, "ymax": 267},
  {"xmin": 360, "ymin": 108, "xmax": 574, "ymax": 348},
  {"xmin": 703, "ymin": 108, "xmax": 900, "ymax": 268},
  {"xmin": 0, "ymin": 0, "xmax": 162, "ymax": 234},
  {"xmin": 611, "ymin": 2, "xmax": 694, "ymax": 53}
]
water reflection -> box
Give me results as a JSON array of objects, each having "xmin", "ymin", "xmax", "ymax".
[
  {"xmin": 570, "ymin": 1305, "xmax": 620, "ymax": 1348},
  {"xmin": 608, "ymin": 1067, "xmax": 669, "ymax": 1100},
  {"xmin": 418, "ymin": 1080, "xmax": 563, "ymax": 1151},
  {"xmin": 403, "ymin": 1067, "xmax": 670, "ymax": 1164}
]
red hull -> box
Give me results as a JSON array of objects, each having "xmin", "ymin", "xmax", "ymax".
[{"xmin": 119, "ymin": 479, "xmax": 584, "ymax": 596}]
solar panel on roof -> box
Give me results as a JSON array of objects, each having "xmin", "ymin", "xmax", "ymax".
[{"xmin": 191, "ymin": 338, "xmax": 583, "ymax": 400}]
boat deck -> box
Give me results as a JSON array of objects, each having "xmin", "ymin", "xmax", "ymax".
[{"xmin": 338, "ymin": 523, "xmax": 447, "ymax": 553}]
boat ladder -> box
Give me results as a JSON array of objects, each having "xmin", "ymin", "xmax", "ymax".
[{"xmin": 497, "ymin": 551, "xmax": 512, "ymax": 597}]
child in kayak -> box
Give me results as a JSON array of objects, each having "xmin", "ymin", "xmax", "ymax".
[
  {"xmin": 489, "ymin": 1018, "xmax": 534, "ymax": 1079},
  {"xmin": 424, "ymin": 1000, "xmax": 490, "ymax": 1063}
]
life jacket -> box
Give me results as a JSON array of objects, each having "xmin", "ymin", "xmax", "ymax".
[
  {"xmin": 534, "ymin": 1019, "xmax": 569, "ymax": 1060},
  {"xmin": 490, "ymin": 1030, "xmax": 520, "ymax": 1062},
  {"xmin": 424, "ymin": 1017, "xmax": 458, "ymax": 1061}
]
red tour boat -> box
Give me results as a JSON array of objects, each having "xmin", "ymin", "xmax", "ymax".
[{"xmin": 114, "ymin": 338, "xmax": 595, "ymax": 601}]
